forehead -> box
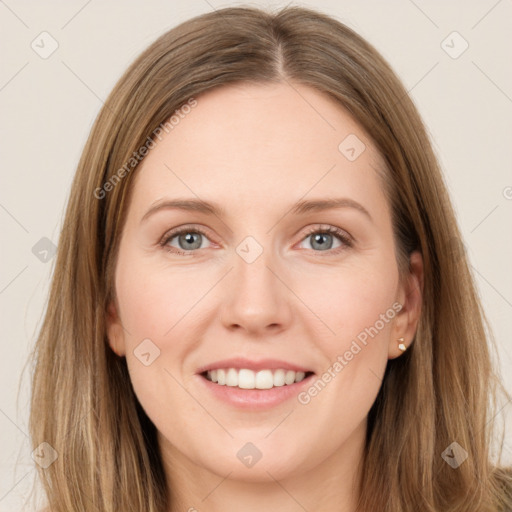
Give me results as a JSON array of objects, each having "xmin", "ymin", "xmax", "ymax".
[{"xmin": 130, "ymin": 81, "xmax": 388, "ymax": 221}]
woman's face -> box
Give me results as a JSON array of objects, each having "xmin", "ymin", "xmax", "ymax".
[{"xmin": 107, "ymin": 82, "xmax": 422, "ymax": 484}]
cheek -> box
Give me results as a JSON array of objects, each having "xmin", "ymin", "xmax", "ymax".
[
  {"xmin": 115, "ymin": 258, "xmax": 207, "ymax": 442},
  {"xmin": 301, "ymin": 257, "xmax": 399, "ymax": 345},
  {"xmin": 113, "ymin": 252, "xmax": 201, "ymax": 397},
  {"xmin": 298, "ymin": 256, "xmax": 398, "ymax": 407},
  {"xmin": 115, "ymin": 254, "xmax": 208, "ymax": 341}
]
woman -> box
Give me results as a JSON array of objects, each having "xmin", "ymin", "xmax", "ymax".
[{"xmin": 30, "ymin": 5, "xmax": 512, "ymax": 511}]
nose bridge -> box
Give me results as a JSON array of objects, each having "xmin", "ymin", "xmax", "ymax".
[{"xmin": 220, "ymin": 231, "xmax": 291, "ymax": 333}]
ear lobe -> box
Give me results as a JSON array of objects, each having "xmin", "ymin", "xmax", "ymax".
[
  {"xmin": 106, "ymin": 301, "xmax": 126, "ymax": 357},
  {"xmin": 389, "ymin": 250, "xmax": 424, "ymax": 358}
]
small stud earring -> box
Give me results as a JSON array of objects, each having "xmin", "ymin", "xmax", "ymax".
[{"xmin": 397, "ymin": 337, "xmax": 407, "ymax": 352}]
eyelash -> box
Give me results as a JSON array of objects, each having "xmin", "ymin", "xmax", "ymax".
[{"xmin": 159, "ymin": 224, "xmax": 353, "ymax": 257}]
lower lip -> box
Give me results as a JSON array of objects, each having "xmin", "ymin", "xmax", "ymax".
[{"xmin": 196, "ymin": 373, "xmax": 315, "ymax": 410}]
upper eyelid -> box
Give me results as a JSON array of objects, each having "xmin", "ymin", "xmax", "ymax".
[{"xmin": 160, "ymin": 224, "xmax": 213, "ymax": 243}]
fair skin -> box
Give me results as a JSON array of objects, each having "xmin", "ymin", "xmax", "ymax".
[{"xmin": 107, "ymin": 82, "xmax": 423, "ymax": 512}]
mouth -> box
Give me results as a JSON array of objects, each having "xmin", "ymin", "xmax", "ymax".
[
  {"xmin": 195, "ymin": 357, "xmax": 316, "ymax": 408},
  {"xmin": 201, "ymin": 368, "xmax": 315, "ymax": 390}
]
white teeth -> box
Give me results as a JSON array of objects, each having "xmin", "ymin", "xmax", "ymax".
[
  {"xmin": 284, "ymin": 370, "xmax": 296, "ymax": 385},
  {"xmin": 205, "ymin": 368, "xmax": 310, "ymax": 389},
  {"xmin": 273, "ymin": 369, "xmax": 285, "ymax": 387},
  {"xmin": 255, "ymin": 369, "xmax": 273, "ymax": 389},
  {"xmin": 226, "ymin": 368, "xmax": 238, "ymax": 387},
  {"xmin": 295, "ymin": 371, "xmax": 305, "ymax": 383},
  {"xmin": 238, "ymin": 369, "xmax": 255, "ymax": 389}
]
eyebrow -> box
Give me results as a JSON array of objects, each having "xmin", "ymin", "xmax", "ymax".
[{"xmin": 141, "ymin": 197, "xmax": 372, "ymax": 223}]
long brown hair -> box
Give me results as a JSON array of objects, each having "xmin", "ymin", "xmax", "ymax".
[{"xmin": 29, "ymin": 5, "xmax": 512, "ymax": 511}]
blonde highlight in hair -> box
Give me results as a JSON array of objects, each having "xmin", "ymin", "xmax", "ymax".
[{"xmin": 29, "ymin": 6, "xmax": 512, "ymax": 511}]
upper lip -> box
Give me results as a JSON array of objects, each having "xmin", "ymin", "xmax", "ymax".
[{"xmin": 196, "ymin": 357, "xmax": 314, "ymax": 374}]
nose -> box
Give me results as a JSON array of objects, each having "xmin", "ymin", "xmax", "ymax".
[{"xmin": 219, "ymin": 243, "xmax": 293, "ymax": 336}]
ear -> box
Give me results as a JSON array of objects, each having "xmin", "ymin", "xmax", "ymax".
[
  {"xmin": 389, "ymin": 250, "xmax": 424, "ymax": 359},
  {"xmin": 106, "ymin": 300, "xmax": 126, "ymax": 357}
]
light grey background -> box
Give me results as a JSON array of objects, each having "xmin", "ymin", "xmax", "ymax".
[{"xmin": 1, "ymin": 0, "xmax": 511, "ymax": 509}]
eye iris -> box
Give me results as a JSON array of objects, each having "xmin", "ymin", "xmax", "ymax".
[
  {"xmin": 311, "ymin": 232, "xmax": 333, "ymax": 251},
  {"xmin": 169, "ymin": 228, "xmax": 343, "ymax": 253},
  {"xmin": 179, "ymin": 232, "xmax": 202, "ymax": 250}
]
